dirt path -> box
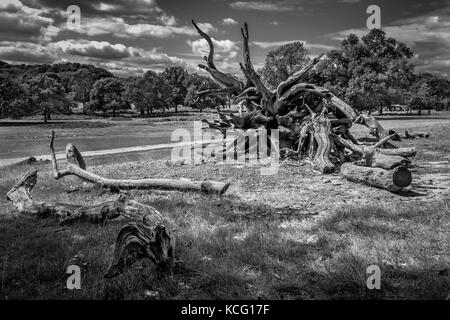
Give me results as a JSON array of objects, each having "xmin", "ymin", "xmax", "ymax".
[{"xmin": 1, "ymin": 116, "xmax": 449, "ymax": 166}]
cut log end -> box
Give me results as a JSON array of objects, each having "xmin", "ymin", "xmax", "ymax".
[
  {"xmin": 201, "ymin": 181, "xmax": 231, "ymax": 195},
  {"xmin": 392, "ymin": 165, "xmax": 412, "ymax": 188},
  {"xmin": 340, "ymin": 163, "xmax": 412, "ymax": 193}
]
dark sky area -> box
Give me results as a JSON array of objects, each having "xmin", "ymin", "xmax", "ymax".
[{"xmin": 0, "ymin": 0, "xmax": 448, "ymax": 77}]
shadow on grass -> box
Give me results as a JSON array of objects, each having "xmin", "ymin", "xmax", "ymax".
[{"xmin": 0, "ymin": 180, "xmax": 448, "ymax": 299}]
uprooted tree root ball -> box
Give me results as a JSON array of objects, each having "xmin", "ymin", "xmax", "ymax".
[{"xmin": 192, "ymin": 20, "xmax": 417, "ymax": 192}]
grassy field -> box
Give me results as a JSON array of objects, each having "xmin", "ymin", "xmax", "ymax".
[
  {"xmin": 0, "ymin": 111, "xmax": 216, "ymax": 160},
  {"xmin": 0, "ymin": 117, "xmax": 449, "ymax": 300}
]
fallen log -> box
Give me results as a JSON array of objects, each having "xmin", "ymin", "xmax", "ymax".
[
  {"xmin": 6, "ymin": 169, "xmax": 175, "ymax": 278},
  {"xmin": 332, "ymin": 134, "xmax": 412, "ymax": 169},
  {"xmin": 49, "ymin": 131, "xmax": 230, "ymax": 195},
  {"xmin": 7, "ymin": 170, "xmax": 161, "ymax": 224},
  {"xmin": 340, "ymin": 163, "xmax": 412, "ymax": 192},
  {"xmin": 404, "ymin": 130, "xmax": 431, "ymax": 139}
]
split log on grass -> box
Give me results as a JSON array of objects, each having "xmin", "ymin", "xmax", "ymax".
[
  {"xmin": 404, "ymin": 130, "xmax": 431, "ymax": 139},
  {"xmin": 340, "ymin": 163, "xmax": 412, "ymax": 192},
  {"xmin": 6, "ymin": 170, "xmax": 163, "ymax": 224},
  {"xmin": 49, "ymin": 131, "xmax": 230, "ymax": 195}
]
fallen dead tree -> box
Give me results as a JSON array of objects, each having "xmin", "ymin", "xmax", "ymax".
[
  {"xmin": 49, "ymin": 131, "xmax": 230, "ymax": 195},
  {"xmin": 6, "ymin": 170, "xmax": 174, "ymax": 278},
  {"xmin": 193, "ymin": 21, "xmax": 417, "ymax": 193}
]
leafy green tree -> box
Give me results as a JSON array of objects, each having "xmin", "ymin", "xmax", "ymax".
[
  {"xmin": 88, "ymin": 77, "xmax": 129, "ymax": 116},
  {"xmin": 161, "ymin": 66, "xmax": 189, "ymax": 113},
  {"xmin": 141, "ymin": 71, "xmax": 172, "ymax": 115},
  {"xmin": 0, "ymin": 75, "xmax": 29, "ymax": 118},
  {"xmin": 184, "ymin": 73, "xmax": 226, "ymax": 111},
  {"xmin": 408, "ymin": 82, "xmax": 440, "ymax": 115},
  {"xmin": 260, "ymin": 42, "xmax": 310, "ymax": 89},
  {"xmin": 123, "ymin": 77, "xmax": 147, "ymax": 116},
  {"xmin": 413, "ymin": 73, "xmax": 450, "ymax": 111},
  {"xmin": 24, "ymin": 74, "xmax": 69, "ymax": 122},
  {"xmin": 313, "ymin": 29, "xmax": 415, "ymax": 114}
]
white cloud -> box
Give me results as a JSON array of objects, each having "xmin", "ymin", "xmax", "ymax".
[
  {"xmin": 187, "ymin": 38, "xmax": 239, "ymax": 62},
  {"xmin": 158, "ymin": 13, "xmax": 177, "ymax": 26},
  {"xmin": 67, "ymin": 17, "xmax": 216, "ymax": 39},
  {"xmin": 0, "ymin": 41, "xmax": 56, "ymax": 63},
  {"xmin": 0, "ymin": 0, "xmax": 60, "ymax": 42},
  {"xmin": 0, "ymin": 0, "xmax": 22, "ymax": 10},
  {"xmin": 50, "ymin": 40, "xmax": 132, "ymax": 59},
  {"xmin": 0, "ymin": 39, "xmax": 188, "ymax": 76},
  {"xmin": 230, "ymin": 1, "xmax": 299, "ymax": 12},
  {"xmin": 222, "ymin": 18, "xmax": 238, "ymax": 25},
  {"xmin": 252, "ymin": 40, "xmax": 335, "ymax": 51}
]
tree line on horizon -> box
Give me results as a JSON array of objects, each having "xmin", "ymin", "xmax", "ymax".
[{"xmin": 0, "ymin": 29, "xmax": 449, "ymax": 122}]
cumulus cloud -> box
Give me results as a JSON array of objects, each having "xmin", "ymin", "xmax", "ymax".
[
  {"xmin": 230, "ymin": 1, "xmax": 297, "ymax": 12},
  {"xmin": 21, "ymin": 0, "xmax": 161, "ymax": 18},
  {"xmin": 222, "ymin": 18, "xmax": 238, "ymax": 25},
  {"xmin": 64, "ymin": 17, "xmax": 216, "ymax": 39},
  {"xmin": 1, "ymin": 1, "xmax": 214, "ymax": 42},
  {"xmin": 0, "ymin": 0, "xmax": 60, "ymax": 42},
  {"xmin": 0, "ymin": 41, "xmax": 56, "ymax": 63},
  {"xmin": 252, "ymin": 40, "xmax": 335, "ymax": 51},
  {"xmin": 0, "ymin": 39, "xmax": 188, "ymax": 76},
  {"xmin": 187, "ymin": 38, "xmax": 239, "ymax": 62},
  {"xmin": 49, "ymin": 40, "xmax": 132, "ymax": 60}
]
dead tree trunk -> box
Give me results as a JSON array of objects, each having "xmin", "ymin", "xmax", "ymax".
[
  {"xmin": 6, "ymin": 169, "xmax": 175, "ymax": 278},
  {"xmin": 50, "ymin": 131, "xmax": 230, "ymax": 195},
  {"xmin": 340, "ymin": 163, "xmax": 412, "ymax": 192}
]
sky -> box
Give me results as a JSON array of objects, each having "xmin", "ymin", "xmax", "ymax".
[{"xmin": 0, "ymin": 0, "xmax": 449, "ymax": 78}]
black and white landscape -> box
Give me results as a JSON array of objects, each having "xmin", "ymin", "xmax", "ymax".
[{"xmin": 0, "ymin": 0, "xmax": 449, "ymax": 302}]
